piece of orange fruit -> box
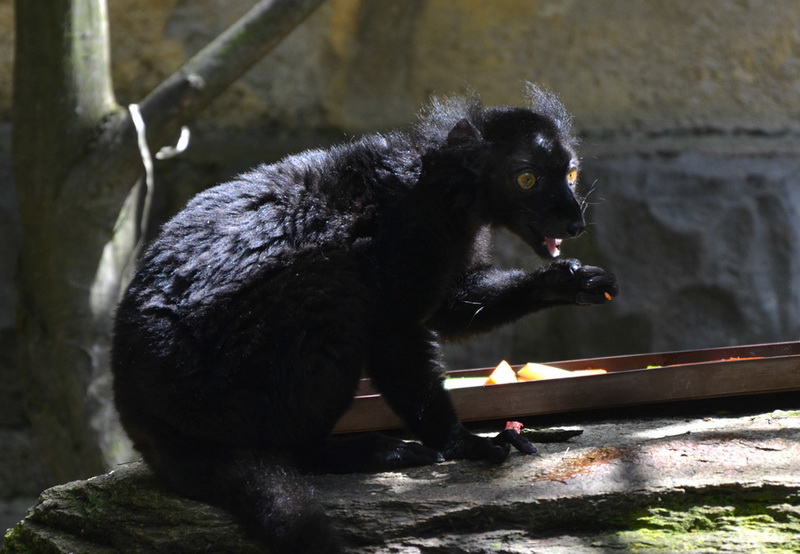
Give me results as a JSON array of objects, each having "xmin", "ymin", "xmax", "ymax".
[
  {"xmin": 484, "ymin": 360, "xmax": 517, "ymax": 385},
  {"xmin": 518, "ymin": 363, "xmax": 607, "ymax": 380}
]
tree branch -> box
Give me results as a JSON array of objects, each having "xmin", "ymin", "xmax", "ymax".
[
  {"xmin": 139, "ymin": 0, "xmax": 327, "ymax": 145},
  {"xmin": 62, "ymin": 0, "xmax": 326, "ymax": 230}
]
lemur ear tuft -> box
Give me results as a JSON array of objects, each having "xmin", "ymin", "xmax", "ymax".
[
  {"xmin": 524, "ymin": 82, "xmax": 576, "ymax": 147},
  {"xmin": 446, "ymin": 118, "xmax": 481, "ymax": 147}
]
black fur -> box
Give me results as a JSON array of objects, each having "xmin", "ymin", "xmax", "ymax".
[{"xmin": 112, "ymin": 84, "xmax": 618, "ymax": 552}]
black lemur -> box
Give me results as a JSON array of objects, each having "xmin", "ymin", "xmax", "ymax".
[{"xmin": 112, "ymin": 84, "xmax": 618, "ymax": 552}]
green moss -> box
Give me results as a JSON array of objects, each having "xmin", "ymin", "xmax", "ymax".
[
  {"xmin": 2, "ymin": 522, "xmax": 63, "ymax": 554},
  {"xmin": 605, "ymin": 494, "xmax": 800, "ymax": 553},
  {"xmin": 756, "ymin": 409, "xmax": 800, "ymax": 419}
]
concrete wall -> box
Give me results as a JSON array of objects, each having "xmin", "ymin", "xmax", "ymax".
[{"xmin": 2, "ymin": 0, "xmax": 800, "ymax": 505}]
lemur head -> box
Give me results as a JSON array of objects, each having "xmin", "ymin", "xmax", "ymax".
[
  {"xmin": 420, "ymin": 84, "xmax": 585, "ymax": 259},
  {"xmin": 478, "ymin": 97, "xmax": 584, "ymax": 259}
]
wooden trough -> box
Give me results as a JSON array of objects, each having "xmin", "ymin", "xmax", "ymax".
[{"xmin": 333, "ymin": 341, "xmax": 800, "ymax": 434}]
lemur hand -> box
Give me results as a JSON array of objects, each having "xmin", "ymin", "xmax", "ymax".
[{"xmin": 535, "ymin": 258, "xmax": 619, "ymax": 306}]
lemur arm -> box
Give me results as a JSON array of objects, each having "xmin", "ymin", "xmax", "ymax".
[{"xmin": 426, "ymin": 258, "xmax": 618, "ymax": 341}]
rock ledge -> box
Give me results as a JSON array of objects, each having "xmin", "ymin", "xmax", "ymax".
[{"xmin": 4, "ymin": 406, "xmax": 800, "ymax": 552}]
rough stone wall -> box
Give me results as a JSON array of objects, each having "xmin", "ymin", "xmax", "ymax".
[
  {"xmin": 510, "ymin": 139, "xmax": 800, "ymax": 364},
  {"xmin": 2, "ymin": 0, "xmax": 800, "ymax": 510},
  {"xmin": 117, "ymin": 0, "xmax": 800, "ymax": 135}
]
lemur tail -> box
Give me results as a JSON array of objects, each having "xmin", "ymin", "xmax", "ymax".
[{"xmin": 150, "ymin": 446, "xmax": 341, "ymax": 553}]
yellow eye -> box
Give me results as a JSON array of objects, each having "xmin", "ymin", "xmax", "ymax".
[
  {"xmin": 567, "ymin": 169, "xmax": 578, "ymax": 185},
  {"xmin": 516, "ymin": 172, "xmax": 537, "ymax": 190}
]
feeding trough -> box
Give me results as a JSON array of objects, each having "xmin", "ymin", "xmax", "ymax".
[{"xmin": 333, "ymin": 341, "xmax": 800, "ymax": 434}]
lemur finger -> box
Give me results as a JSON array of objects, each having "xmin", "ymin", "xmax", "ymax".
[
  {"xmin": 582, "ymin": 275, "xmax": 610, "ymax": 288},
  {"xmin": 492, "ymin": 429, "xmax": 537, "ymax": 455},
  {"xmin": 576, "ymin": 291, "xmax": 605, "ymax": 305},
  {"xmin": 583, "ymin": 275, "xmax": 618, "ymax": 293},
  {"xmin": 574, "ymin": 264, "xmax": 605, "ymax": 277}
]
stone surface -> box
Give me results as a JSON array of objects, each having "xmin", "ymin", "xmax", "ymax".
[
  {"xmin": 0, "ymin": 124, "xmax": 21, "ymax": 429},
  {"xmin": 4, "ymin": 399, "xmax": 800, "ymax": 552},
  {"xmin": 0, "ymin": 431, "xmax": 50, "ymax": 501},
  {"xmin": 2, "ymin": 464, "xmax": 265, "ymax": 553}
]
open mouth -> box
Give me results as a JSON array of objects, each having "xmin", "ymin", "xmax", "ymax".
[
  {"xmin": 544, "ymin": 237, "xmax": 562, "ymax": 258},
  {"xmin": 511, "ymin": 222, "xmax": 567, "ymax": 259}
]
